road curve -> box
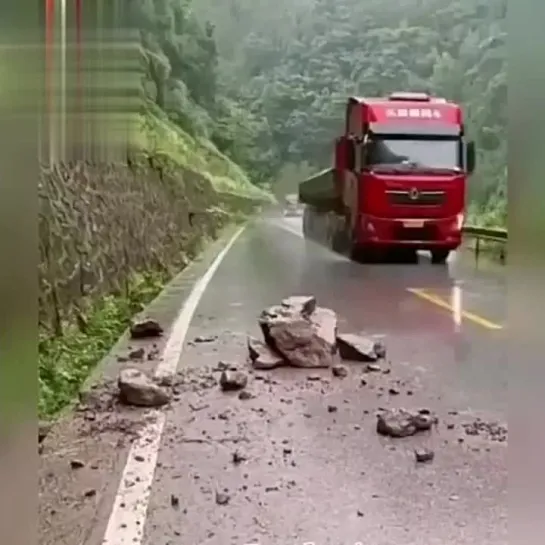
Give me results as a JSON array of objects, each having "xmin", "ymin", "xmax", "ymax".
[{"xmin": 39, "ymin": 216, "xmax": 507, "ymax": 545}]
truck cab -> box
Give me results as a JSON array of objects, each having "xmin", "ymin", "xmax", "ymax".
[{"xmin": 336, "ymin": 92, "xmax": 475, "ymax": 263}]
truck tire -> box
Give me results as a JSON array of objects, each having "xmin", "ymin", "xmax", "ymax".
[{"xmin": 431, "ymin": 249, "xmax": 450, "ymax": 264}]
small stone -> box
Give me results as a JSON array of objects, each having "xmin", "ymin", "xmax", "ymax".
[
  {"xmin": 170, "ymin": 494, "xmax": 180, "ymax": 508},
  {"xmin": 39, "ymin": 421, "xmax": 51, "ymax": 443},
  {"xmin": 366, "ymin": 363, "xmax": 382, "ymax": 372},
  {"xmin": 70, "ymin": 459, "xmax": 85, "ymax": 469},
  {"xmin": 215, "ymin": 491, "xmax": 230, "ymax": 505},
  {"xmin": 388, "ymin": 387, "xmax": 400, "ymax": 395},
  {"xmin": 130, "ymin": 317, "xmax": 163, "ymax": 339},
  {"xmin": 415, "ymin": 448, "xmax": 435, "ymax": 463},
  {"xmin": 376, "ymin": 408, "xmax": 438, "ymax": 438},
  {"xmin": 238, "ymin": 390, "xmax": 253, "ymax": 400},
  {"xmin": 84, "ymin": 489, "xmax": 96, "ymax": 498},
  {"xmin": 118, "ymin": 368, "xmax": 170, "ymax": 407},
  {"xmin": 232, "ymin": 451, "xmax": 246, "ymax": 464},
  {"xmin": 219, "ymin": 371, "xmax": 248, "ymax": 391},
  {"xmin": 327, "ymin": 405, "xmax": 337, "ymax": 413},
  {"xmin": 194, "ymin": 335, "xmax": 216, "ymax": 343},
  {"xmin": 337, "ymin": 333, "xmax": 385, "ymax": 361},
  {"xmin": 357, "ymin": 510, "xmax": 364, "ymax": 517},
  {"xmin": 129, "ymin": 347, "xmax": 145, "ymax": 360},
  {"xmin": 332, "ymin": 364, "xmax": 348, "ymax": 378}
]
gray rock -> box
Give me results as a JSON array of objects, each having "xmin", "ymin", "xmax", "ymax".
[
  {"xmin": 247, "ymin": 336, "xmax": 284, "ymax": 369},
  {"xmin": 219, "ymin": 370, "xmax": 248, "ymax": 391},
  {"xmin": 130, "ymin": 316, "xmax": 163, "ymax": 339},
  {"xmin": 332, "ymin": 364, "xmax": 348, "ymax": 378},
  {"xmin": 337, "ymin": 333, "xmax": 385, "ymax": 362},
  {"xmin": 118, "ymin": 368, "xmax": 170, "ymax": 407},
  {"xmin": 415, "ymin": 448, "xmax": 435, "ymax": 463},
  {"xmin": 376, "ymin": 408, "xmax": 438, "ymax": 438},
  {"xmin": 280, "ymin": 295, "xmax": 316, "ymax": 316},
  {"xmin": 259, "ymin": 297, "xmax": 337, "ymax": 368}
]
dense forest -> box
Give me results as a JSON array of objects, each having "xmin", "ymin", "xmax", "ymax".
[{"xmin": 133, "ymin": 0, "xmax": 506, "ymax": 226}]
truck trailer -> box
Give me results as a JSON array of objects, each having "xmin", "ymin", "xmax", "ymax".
[{"xmin": 299, "ymin": 92, "xmax": 476, "ymax": 263}]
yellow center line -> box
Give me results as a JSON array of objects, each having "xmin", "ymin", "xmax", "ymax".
[{"xmin": 407, "ymin": 288, "xmax": 503, "ymax": 330}]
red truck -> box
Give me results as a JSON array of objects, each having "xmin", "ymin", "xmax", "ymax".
[{"xmin": 299, "ymin": 92, "xmax": 476, "ymax": 263}]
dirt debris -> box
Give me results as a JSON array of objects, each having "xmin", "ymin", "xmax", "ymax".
[{"xmin": 462, "ymin": 419, "xmax": 507, "ymax": 442}]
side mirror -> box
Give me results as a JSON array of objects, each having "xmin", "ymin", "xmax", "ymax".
[{"xmin": 466, "ymin": 141, "xmax": 476, "ymax": 174}]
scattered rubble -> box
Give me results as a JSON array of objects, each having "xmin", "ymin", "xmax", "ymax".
[
  {"xmin": 337, "ymin": 333, "xmax": 386, "ymax": 362},
  {"xmin": 255, "ymin": 295, "xmax": 337, "ymax": 368},
  {"xmin": 462, "ymin": 419, "xmax": 507, "ymax": 442},
  {"xmin": 118, "ymin": 368, "xmax": 171, "ymax": 407},
  {"xmin": 219, "ymin": 370, "xmax": 248, "ymax": 391},
  {"xmin": 130, "ymin": 316, "xmax": 163, "ymax": 339},
  {"xmin": 377, "ymin": 408, "xmax": 438, "ymax": 438}
]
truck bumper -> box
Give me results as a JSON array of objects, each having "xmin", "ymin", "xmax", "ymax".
[{"xmin": 356, "ymin": 214, "xmax": 462, "ymax": 250}]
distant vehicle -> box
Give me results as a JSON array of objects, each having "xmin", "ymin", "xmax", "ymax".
[
  {"xmin": 299, "ymin": 92, "xmax": 476, "ymax": 263},
  {"xmin": 283, "ymin": 194, "xmax": 302, "ymax": 217}
]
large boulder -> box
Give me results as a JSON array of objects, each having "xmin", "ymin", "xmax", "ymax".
[
  {"xmin": 258, "ymin": 296, "xmax": 337, "ymax": 368},
  {"xmin": 118, "ymin": 368, "xmax": 170, "ymax": 407}
]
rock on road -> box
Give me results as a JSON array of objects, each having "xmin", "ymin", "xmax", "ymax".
[{"xmin": 39, "ymin": 216, "xmax": 507, "ymax": 545}]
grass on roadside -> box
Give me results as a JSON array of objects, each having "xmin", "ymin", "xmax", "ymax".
[{"xmin": 38, "ymin": 271, "xmax": 168, "ymax": 420}]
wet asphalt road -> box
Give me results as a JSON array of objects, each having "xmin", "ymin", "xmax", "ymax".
[{"xmin": 139, "ymin": 217, "xmax": 507, "ymax": 545}]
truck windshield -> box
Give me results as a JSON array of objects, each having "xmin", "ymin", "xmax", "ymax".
[{"xmin": 366, "ymin": 137, "xmax": 461, "ymax": 171}]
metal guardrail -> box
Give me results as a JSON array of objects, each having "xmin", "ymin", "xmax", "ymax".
[
  {"xmin": 462, "ymin": 225, "xmax": 507, "ymax": 262},
  {"xmin": 463, "ymin": 225, "xmax": 507, "ymax": 242}
]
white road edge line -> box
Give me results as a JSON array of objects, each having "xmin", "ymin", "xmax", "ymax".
[{"xmin": 101, "ymin": 226, "xmax": 246, "ymax": 545}]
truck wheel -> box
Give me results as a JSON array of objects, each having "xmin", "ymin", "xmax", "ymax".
[
  {"xmin": 331, "ymin": 229, "xmax": 348, "ymax": 254},
  {"xmin": 350, "ymin": 244, "xmax": 369, "ymax": 263},
  {"xmin": 431, "ymin": 249, "xmax": 450, "ymax": 264}
]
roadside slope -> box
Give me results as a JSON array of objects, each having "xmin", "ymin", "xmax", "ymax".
[{"xmin": 38, "ymin": 106, "xmax": 272, "ymax": 421}]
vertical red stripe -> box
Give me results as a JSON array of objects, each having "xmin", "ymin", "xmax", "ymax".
[
  {"xmin": 76, "ymin": 0, "xmax": 82, "ymax": 148},
  {"xmin": 45, "ymin": 0, "xmax": 54, "ymax": 137}
]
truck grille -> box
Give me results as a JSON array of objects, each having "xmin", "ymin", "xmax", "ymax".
[{"xmin": 386, "ymin": 190, "xmax": 445, "ymax": 206}]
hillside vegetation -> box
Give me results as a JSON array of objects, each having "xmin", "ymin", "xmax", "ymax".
[{"xmin": 196, "ymin": 0, "xmax": 506, "ymax": 227}]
